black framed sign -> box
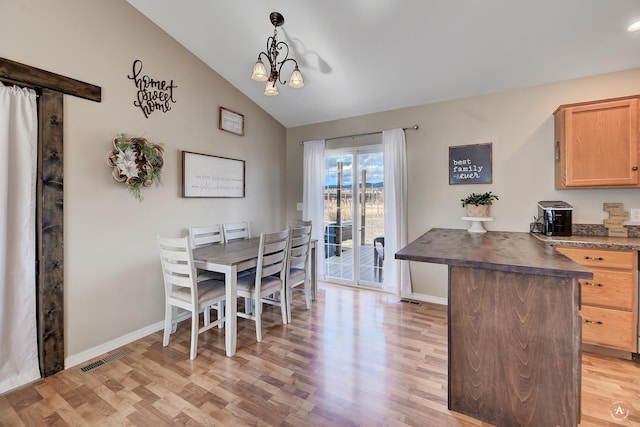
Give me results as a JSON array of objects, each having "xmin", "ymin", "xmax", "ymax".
[
  {"xmin": 182, "ymin": 151, "xmax": 245, "ymax": 198},
  {"xmin": 449, "ymin": 142, "xmax": 492, "ymax": 185}
]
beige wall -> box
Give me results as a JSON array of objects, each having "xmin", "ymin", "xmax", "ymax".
[
  {"xmin": 286, "ymin": 68, "xmax": 640, "ymax": 300},
  {"xmin": 1, "ymin": 0, "xmax": 286, "ymax": 360},
  {"xmin": 4, "ymin": 0, "xmax": 640, "ymax": 363}
]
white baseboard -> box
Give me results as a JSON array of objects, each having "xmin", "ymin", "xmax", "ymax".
[
  {"xmin": 405, "ymin": 292, "xmax": 447, "ymax": 306},
  {"xmin": 64, "ymin": 312, "xmax": 190, "ymax": 369}
]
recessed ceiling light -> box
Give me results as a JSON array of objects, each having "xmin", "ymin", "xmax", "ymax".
[{"xmin": 628, "ymin": 20, "xmax": 640, "ymax": 32}]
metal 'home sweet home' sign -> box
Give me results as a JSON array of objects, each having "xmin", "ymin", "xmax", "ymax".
[{"xmin": 127, "ymin": 59, "xmax": 177, "ymax": 118}]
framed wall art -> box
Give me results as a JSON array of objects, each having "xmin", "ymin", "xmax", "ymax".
[
  {"xmin": 182, "ymin": 151, "xmax": 245, "ymax": 198},
  {"xmin": 449, "ymin": 142, "xmax": 493, "ymax": 185},
  {"xmin": 218, "ymin": 106, "xmax": 245, "ymax": 136}
]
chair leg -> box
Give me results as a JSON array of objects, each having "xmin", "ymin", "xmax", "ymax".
[
  {"xmin": 245, "ymin": 297, "xmax": 253, "ymax": 314},
  {"xmin": 217, "ymin": 301, "xmax": 225, "ymax": 328},
  {"xmin": 374, "ymin": 250, "xmax": 379, "ymax": 278},
  {"xmin": 163, "ymin": 303, "xmax": 172, "ymax": 347},
  {"xmin": 280, "ymin": 291, "xmax": 288, "ymax": 325},
  {"xmin": 190, "ymin": 311, "xmax": 199, "ymax": 360},
  {"xmin": 286, "ymin": 287, "xmax": 293, "ymax": 324},
  {"xmin": 204, "ymin": 306, "xmax": 211, "ymax": 326},
  {"xmin": 255, "ymin": 297, "xmax": 262, "ymax": 342},
  {"xmin": 304, "ymin": 278, "xmax": 312, "ymax": 310}
]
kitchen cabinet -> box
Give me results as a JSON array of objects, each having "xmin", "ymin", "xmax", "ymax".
[
  {"xmin": 554, "ymin": 95, "xmax": 640, "ymax": 189},
  {"xmin": 556, "ymin": 246, "xmax": 638, "ymax": 353}
]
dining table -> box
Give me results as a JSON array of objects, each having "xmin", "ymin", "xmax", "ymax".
[{"xmin": 192, "ymin": 236, "xmax": 317, "ymax": 357}]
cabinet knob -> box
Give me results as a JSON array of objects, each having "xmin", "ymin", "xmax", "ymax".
[{"xmin": 633, "ymin": 166, "xmax": 639, "ymax": 171}]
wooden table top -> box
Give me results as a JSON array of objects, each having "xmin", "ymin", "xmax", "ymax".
[
  {"xmin": 192, "ymin": 237, "xmax": 261, "ymax": 266},
  {"xmin": 395, "ymin": 228, "xmax": 592, "ymax": 279}
]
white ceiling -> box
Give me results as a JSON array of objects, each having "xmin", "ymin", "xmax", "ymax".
[{"xmin": 127, "ymin": 0, "xmax": 640, "ymax": 128}]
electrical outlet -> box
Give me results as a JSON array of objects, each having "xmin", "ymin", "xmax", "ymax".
[{"xmin": 630, "ymin": 209, "xmax": 640, "ymax": 222}]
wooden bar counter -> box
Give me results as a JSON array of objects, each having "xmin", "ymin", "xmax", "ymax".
[{"xmin": 396, "ymin": 228, "xmax": 593, "ymax": 427}]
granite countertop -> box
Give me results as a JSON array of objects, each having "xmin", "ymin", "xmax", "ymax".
[
  {"xmin": 530, "ymin": 223, "xmax": 640, "ymax": 250},
  {"xmin": 532, "ymin": 234, "xmax": 640, "ymax": 251},
  {"xmin": 396, "ymin": 228, "xmax": 592, "ymax": 279}
]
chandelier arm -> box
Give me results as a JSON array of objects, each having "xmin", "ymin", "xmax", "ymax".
[
  {"xmin": 257, "ymin": 51, "xmax": 273, "ymax": 69},
  {"xmin": 276, "ymin": 57, "xmax": 300, "ymax": 85}
]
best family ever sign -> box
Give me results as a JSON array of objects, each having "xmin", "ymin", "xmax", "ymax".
[{"xmin": 449, "ymin": 142, "xmax": 492, "ymax": 185}]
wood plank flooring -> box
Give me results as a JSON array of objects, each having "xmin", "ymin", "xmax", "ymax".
[{"xmin": 1, "ymin": 283, "xmax": 639, "ymax": 426}]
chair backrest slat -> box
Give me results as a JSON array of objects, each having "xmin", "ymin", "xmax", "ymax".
[
  {"xmin": 189, "ymin": 225, "xmax": 223, "ymax": 248},
  {"xmin": 223, "ymin": 222, "xmax": 251, "ymax": 243},
  {"xmin": 157, "ymin": 236, "xmax": 198, "ymax": 297},
  {"xmin": 287, "ymin": 225, "xmax": 312, "ymax": 271},
  {"xmin": 256, "ymin": 230, "xmax": 289, "ymax": 280}
]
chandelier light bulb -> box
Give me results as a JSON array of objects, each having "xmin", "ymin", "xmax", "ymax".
[
  {"xmin": 288, "ymin": 66, "xmax": 304, "ymax": 89},
  {"xmin": 251, "ymin": 60, "xmax": 268, "ymax": 81},
  {"xmin": 264, "ymin": 80, "xmax": 279, "ymax": 96}
]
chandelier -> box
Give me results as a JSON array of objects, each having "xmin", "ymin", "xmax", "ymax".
[{"xmin": 251, "ymin": 12, "xmax": 304, "ymax": 96}]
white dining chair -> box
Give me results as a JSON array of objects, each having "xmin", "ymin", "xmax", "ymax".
[
  {"xmin": 286, "ymin": 219, "xmax": 312, "ymax": 229},
  {"xmin": 222, "ymin": 221, "xmax": 254, "ymax": 312},
  {"xmin": 236, "ymin": 229, "xmax": 289, "ymax": 342},
  {"xmin": 189, "ymin": 225, "xmax": 226, "ymax": 326},
  {"xmin": 222, "ymin": 221, "xmax": 251, "ymax": 243},
  {"xmin": 285, "ymin": 225, "xmax": 313, "ymax": 323},
  {"xmin": 189, "ymin": 225, "xmax": 225, "ymax": 281},
  {"xmin": 157, "ymin": 235, "xmax": 226, "ymax": 360},
  {"xmin": 189, "ymin": 225, "xmax": 224, "ymax": 248}
]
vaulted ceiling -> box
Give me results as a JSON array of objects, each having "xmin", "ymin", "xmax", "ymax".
[{"xmin": 127, "ymin": 0, "xmax": 640, "ymax": 128}]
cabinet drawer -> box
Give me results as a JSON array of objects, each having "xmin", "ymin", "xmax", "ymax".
[
  {"xmin": 580, "ymin": 269, "xmax": 636, "ymax": 310},
  {"xmin": 556, "ymin": 247, "xmax": 636, "ymax": 270},
  {"xmin": 580, "ymin": 306, "xmax": 637, "ymax": 352}
]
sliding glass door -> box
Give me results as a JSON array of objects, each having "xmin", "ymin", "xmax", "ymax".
[{"xmin": 324, "ymin": 146, "xmax": 384, "ymax": 288}]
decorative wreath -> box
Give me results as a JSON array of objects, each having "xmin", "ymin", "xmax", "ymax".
[{"xmin": 107, "ymin": 134, "xmax": 164, "ymax": 201}]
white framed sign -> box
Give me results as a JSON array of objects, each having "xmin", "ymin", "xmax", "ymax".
[
  {"xmin": 182, "ymin": 151, "xmax": 245, "ymax": 198},
  {"xmin": 218, "ymin": 106, "xmax": 245, "ymax": 136}
]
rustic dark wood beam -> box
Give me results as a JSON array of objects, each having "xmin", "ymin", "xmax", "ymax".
[
  {"xmin": 0, "ymin": 57, "xmax": 101, "ymax": 102},
  {"xmin": 36, "ymin": 89, "xmax": 65, "ymax": 377},
  {"xmin": 2, "ymin": 58, "xmax": 100, "ymax": 377}
]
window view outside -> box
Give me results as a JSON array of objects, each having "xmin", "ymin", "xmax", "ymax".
[{"xmin": 324, "ymin": 151, "xmax": 384, "ymax": 285}]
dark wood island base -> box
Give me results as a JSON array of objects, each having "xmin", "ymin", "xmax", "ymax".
[{"xmin": 396, "ymin": 228, "xmax": 592, "ymax": 427}]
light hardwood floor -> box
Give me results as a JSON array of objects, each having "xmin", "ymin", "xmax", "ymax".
[{"xmin": 1, "ymin": 283, "xmax": 639, "ymax": 426}]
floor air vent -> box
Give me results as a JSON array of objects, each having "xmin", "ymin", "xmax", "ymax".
[
  {"xmin": 77, "ymin": 350, "xmax": 127, "ymax": 375},
  {"xmin": 400, "ymin": 299, "xmax": 421, "ymax": 306}
]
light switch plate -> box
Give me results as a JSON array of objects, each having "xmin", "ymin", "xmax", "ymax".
[
  {"xmin": 296, "ymin": 202, "xmax": 304, "ymax": 212},
  {"xmin": 630, "ymin": 209, "xmax": 640, "ymax": 222}
]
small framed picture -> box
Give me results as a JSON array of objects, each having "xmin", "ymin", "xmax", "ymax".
[{"xmin": 219, "ymin": 107, "xmax": 245, "ymax": 136}]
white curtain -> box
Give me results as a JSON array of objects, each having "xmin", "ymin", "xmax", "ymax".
[
  {"xmin": 382, "ymin": 129, "xmax": 412, "ymax": 296},
  {"xmin": 0, "ymin": 83, "xmax": 40, "ymax": 394},
  {"xmin": 302, "ymin": 140, "xmax": 326, "ymax": 280}
]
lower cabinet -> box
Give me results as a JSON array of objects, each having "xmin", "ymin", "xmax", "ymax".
[{"xmin": 556, "ymin": 246, "xmax": 638, "ymax": 353}]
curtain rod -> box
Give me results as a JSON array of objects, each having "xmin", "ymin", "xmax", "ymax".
[{"xmin": 299, "ymin": 125, "xmax": 419, "ymax": 146}]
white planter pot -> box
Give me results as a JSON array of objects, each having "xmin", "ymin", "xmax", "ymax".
[{"xmin": 466, "ymin": 204, "xmax": 490, "ymax": 218}]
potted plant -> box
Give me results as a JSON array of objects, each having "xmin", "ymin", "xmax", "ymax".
[{"xmin": 461, "ymin": 191, "xmax": 499, "ymax": 218}]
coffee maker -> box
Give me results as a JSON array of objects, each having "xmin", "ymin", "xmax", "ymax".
[{"xmin": 537, "ymin": 201, "xmax": 573, "ymax": 236}]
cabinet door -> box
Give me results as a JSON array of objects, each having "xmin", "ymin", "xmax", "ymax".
[
  {"xmin": 561, "ymin": 98, "xmax": 639, "ymax": 187},
  {"xmin": 580, "ymin": 269, "xmax": 635, "ymax": 310},
  {"xmin": 581, "ymin": 305, "xmax": 637, "ymax": 352}
]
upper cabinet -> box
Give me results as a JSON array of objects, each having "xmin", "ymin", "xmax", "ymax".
[{"xmin": 554, "ymin": 95, "xmax": 640, "ymax": 189}]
